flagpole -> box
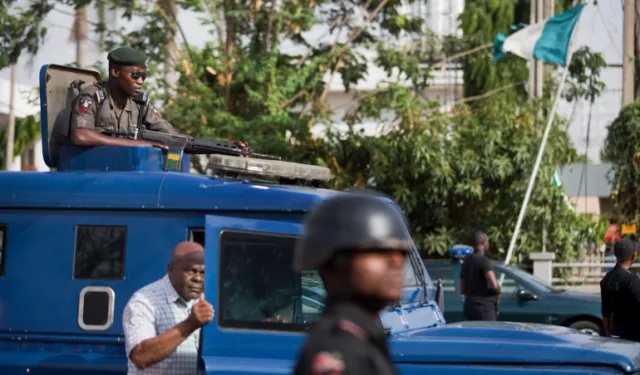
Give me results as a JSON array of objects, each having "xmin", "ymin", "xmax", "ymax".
[{"xmin": 503, "ymin": 11, "xmax": 584, "ymax": 266}]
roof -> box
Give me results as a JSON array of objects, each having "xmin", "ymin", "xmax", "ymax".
[
  {"xmin": 556, "ymin": 163, "xmax": 614, "ymax": 198},
  {"xmin": 0, "ymin": 171, "xmax": 339, "ymax": 211}
]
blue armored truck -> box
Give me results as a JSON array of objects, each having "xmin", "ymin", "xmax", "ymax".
[{"xmin": 0, "ymin": 64, "xmax": 638, "ymax": 374}]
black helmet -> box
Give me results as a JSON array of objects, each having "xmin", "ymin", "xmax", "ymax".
[{"xmin": 294, "ymin": 192, "xmax": 413, "ymax": 271}]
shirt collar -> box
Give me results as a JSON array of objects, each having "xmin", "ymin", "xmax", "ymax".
[
  {"xmin": 104, "ymin": 80, "xmax": 134, "ymax": 112},
  {"xmin": 323, "ymin": 299, "xmax": 388, "ymax": 352},
  {"xmin": 123, "ymin": 97, "xmax": 135, "ymax": 112},
  {"xmin": 162, "ymin": 274, "xmax": 195, "ymax": 307}
]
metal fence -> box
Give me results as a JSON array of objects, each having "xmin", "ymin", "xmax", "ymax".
[{"xmin": 551, "ymin": 255, "xmax": 640, "ymax": 284}]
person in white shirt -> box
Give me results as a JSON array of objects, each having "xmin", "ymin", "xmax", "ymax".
[{"xmin": 123, "ymin": 241, "xmax": 214, "ymax": 374}]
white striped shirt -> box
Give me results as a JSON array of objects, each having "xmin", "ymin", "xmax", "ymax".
[{"xmin": 123, "ymin": 275, "xmax": 200, "ymax": 374}]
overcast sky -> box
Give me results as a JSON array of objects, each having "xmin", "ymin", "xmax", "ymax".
[{"xmin": 0, "ymin": 0, "xmax": 623, "ymax": 163}]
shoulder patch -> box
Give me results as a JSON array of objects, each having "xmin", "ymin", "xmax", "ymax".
[
  {"xmin": 152, "ymin": 107, "xmax": 162, "ymax": 118},
  {"xmin": 78, "ymin": 96, "xmax": 93, "ymax": 113},
  {"xmin": 95, "ymin": 89, "xmax": 105, "ymax": 105},
  {"xmin": 311, "ymin": 351, "xmax": 345, "ymax": 375},
  {"xmin": 336, "ymin": 319, "xmax": 368, "ymax": 341}
]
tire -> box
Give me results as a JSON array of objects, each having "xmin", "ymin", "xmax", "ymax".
[{"xmin": 569, "ymin": 320, "xmax": 603, "ymax": 336}]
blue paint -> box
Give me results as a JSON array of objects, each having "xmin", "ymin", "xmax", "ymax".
[
  {"xmin": 57, "ymin": 146, "xmax": 190, "ymax": 173},
  {"xmin": 0, "ymin": 63, "xmax": 639, "ymax": 375},
  {"xmin": 408, "ymin": 288, "xmax": 420, "ymax": 303}
]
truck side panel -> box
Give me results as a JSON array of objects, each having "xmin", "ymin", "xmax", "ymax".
[{"xmin": 0, "ymin": 209, "xmax": 204, "ymax": 373}]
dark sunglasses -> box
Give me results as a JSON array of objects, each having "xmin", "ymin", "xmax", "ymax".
[{"xmin": 130, "ymin": 71, "xmax": 147, "ymax": 81}]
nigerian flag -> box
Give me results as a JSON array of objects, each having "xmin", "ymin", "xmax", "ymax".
[{"xmin": 492, "ymin": 3, "xmax": 586, "ymax": 66}]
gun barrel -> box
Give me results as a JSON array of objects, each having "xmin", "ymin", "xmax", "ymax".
[
  {"xmin": 190, "ymin": 138, "xmax": 242, "ymax": 155},
  {"xmin": 106, "ymin": 127, "xmax": 282, "ymax": 160}
]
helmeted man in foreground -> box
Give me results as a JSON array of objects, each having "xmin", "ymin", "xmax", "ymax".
[{"xmin": 292, "ymin": 192, "xmax": 411, "ymax": 375}]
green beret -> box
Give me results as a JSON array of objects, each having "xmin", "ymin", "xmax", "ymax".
[{"xmin": 107, "ymin": 47, "xmax": 148, "ymax": 67}]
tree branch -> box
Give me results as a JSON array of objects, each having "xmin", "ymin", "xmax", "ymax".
[
  {"xmin": 203, "ymin": 0, "xmax": 226, "ymax": 50},
  {"xmin": 223, "ymin": 0, "xmax": 236, "ymax": 111},
  {"xmin": 428, "ymin": 43, "xmax": 492, "ymax": 68},
  {"xmin": 264, "ymin": 0, "xmax": 277, "ymax": 52},
  {"xmin": 280, "ymin": 89, "xmax": 307, "ymax": 109},
  {"xmin": 318, "ymin": 0, "xmax": 389, "ymax": 103}
]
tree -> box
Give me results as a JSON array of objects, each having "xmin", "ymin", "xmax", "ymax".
[
  {"xmin": 323, "ymin": 83, "xmax": 594, "ymax": 262},
  {"xmin": 0, "ymin": 115, "xmax": 41, "ymax": 168},
  {"xmin": 1, "ymin": 0, "xmax": 54, "ymax": 68},
  {"xmin": 602, "ymin": 102, "xmax": 640, "ymax": 223}
]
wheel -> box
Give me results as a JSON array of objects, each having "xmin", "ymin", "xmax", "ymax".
[{"xmin": 569, "ymin": 320, "xmax": 603, "ymax": 336}]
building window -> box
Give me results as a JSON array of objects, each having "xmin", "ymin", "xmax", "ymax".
[
  {"xmin": 189, "ymin": 228, "xmax": 204, "ymax": 247},
  {"xmin": 73, "ymin": 225, "xmax": 127, "ymax": 280},
  {"xmin": 0, "ymin": 225, "xmax": 6, "ymax": 277},
  {"xmin": 219, "ymin": 230, "xmax": 322, "ymax": 332}
]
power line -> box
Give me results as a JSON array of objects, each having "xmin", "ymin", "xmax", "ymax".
[{"xmin": 595, "ymin": 3, "xmax": 622, "ymax": 59}]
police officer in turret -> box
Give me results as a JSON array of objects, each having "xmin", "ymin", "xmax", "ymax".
[
  {"xmin": 293, "ymin": 193, "xmax": 411, "ymax": 375},
  {"xmin": 65, "ymin": 46, "xmax": 176, "ymax": 149},
  {"xmin": 600, "ymin": 237, "xmax": 640, "ymax": 341}
]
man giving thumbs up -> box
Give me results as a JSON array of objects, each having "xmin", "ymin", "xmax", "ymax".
[{"xmin": 123, "ymin": 241, "xmax": 214, "ymax": 374}]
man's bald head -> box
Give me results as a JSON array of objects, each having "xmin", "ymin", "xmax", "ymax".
[
  {"xmin": 171, "ymin": 240, "xmax": 205, "ymax": 264},
  {"xmin": 168, "ymin": 241, "xmax": 205, "ymax": 301}
]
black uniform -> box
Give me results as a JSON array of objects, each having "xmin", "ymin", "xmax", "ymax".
[
  {"xmin": 293, "ymin": 299, "xmax": 398, "ymax": 375},
  {"xmin": 293, "ymin": 193, "xmax": 413, "ymax": 375},
  {"xmin": 460, "ymin": 252, "xmax": 498, "ymax": 321},
  {"xmin": 600, "ymin": 264, "xmax": 640, "ymax": 341}
]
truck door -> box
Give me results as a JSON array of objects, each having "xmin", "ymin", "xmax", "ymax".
[{"xmin": 200, "ymin": 214, "xmax": 308, "ymax": 374}]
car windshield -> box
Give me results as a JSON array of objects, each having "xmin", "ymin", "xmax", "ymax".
[{"xmin": 507, "ymin": 265, "xmax": 558, "ymax": 293}]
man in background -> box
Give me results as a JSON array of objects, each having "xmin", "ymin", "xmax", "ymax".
[
  {"xmin": 460, "ymin": 231, "xmax": 501, "ymax": 321},
  {"xmin": 600, "ymin": 238, "xmax": 640, "ymax": 341}
]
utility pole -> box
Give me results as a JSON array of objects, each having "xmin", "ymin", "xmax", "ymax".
[
  {"xmin": 529, "ymin": 0, "xmax": 539, "ymax": 99},
  {"xmin": 71, "ymin": 7, "xmax": 88, "ymax": 67},
  {"xmin": 4, "ymin": 64, "xmax": 16, "ymax": 171},
  {"xmin": 529, "ymin": 0, "xmax": 552, "ymax": 98},
  {"xmin": 623, "ymin": 0, "xmax": 635, "ymax": 106}
]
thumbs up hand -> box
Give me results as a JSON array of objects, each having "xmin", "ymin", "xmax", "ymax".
[{"xmin": 188, "ymin": 293, "xmax": 214, "ymax": 328}]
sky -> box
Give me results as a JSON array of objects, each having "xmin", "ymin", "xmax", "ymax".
[{"xmin": 0, "ymin": 0, "xmax": 624, "ymax": 163}]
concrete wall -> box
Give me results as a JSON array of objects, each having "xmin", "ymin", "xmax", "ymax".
[{"xmin": 568, "ymin": 196, "xmax": 614, "ymax": 218}]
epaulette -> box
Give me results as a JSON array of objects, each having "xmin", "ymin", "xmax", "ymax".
[
  {"xmin": 79, "ymin": 84, "xmax": 105, "ymax": 105},
  {"xmin": 95, "ymin": 89, "xmax": 105, "ymax": 105}
]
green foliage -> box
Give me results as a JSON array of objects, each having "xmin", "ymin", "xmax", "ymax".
[
  {"xmin": 602, "ymin": 101, "xmax": 640, "ymax": 223},
  {"xmin": 326, "ymin": 87, "xmax": 589, "ymax": 262},
  {"xmin": 565, "ymin": 46, "xmax": 607, "ymax": 103},
  {"xmin": 0, "ymin": 0, "xmax": 53, "ymax": 68},
  {"xmin": 0, "ymin": 115, "xmax": 41, "ymax": 168}
]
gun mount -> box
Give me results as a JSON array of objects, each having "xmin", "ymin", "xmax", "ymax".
[{"xmin": 39, "ymin": 64, "xmax": 329, "ymax": 182}]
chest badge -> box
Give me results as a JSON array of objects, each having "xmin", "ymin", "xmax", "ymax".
[{"xmin": 311, "ymin": 351, "xmax": 345, "ymax": 375}]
